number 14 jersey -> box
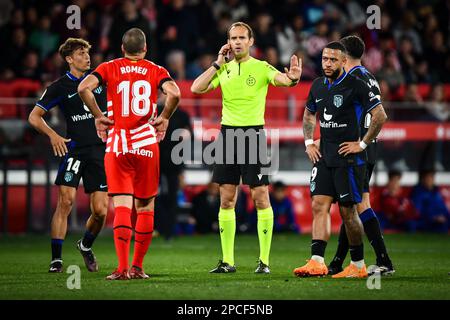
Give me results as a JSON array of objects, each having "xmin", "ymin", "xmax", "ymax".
[{"xmin": 92, "ymin": 58, "xmax": 172, "ymax": 153}]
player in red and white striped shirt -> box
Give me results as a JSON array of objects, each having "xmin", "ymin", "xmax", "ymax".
[{"xmin": 78, "ymin": 28, "xmax": 180, "ymax": 280}]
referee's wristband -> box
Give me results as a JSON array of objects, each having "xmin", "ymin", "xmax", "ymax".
[
  {"xmin": 359, "ymin": 141, "xmax": 368, "ymax": 150},
  {"xmin": 212, "ymin": 62, "xmax": 221, "ymax": 70},
  {"xmin": 305, "ymin": 139, "xmax": 314, "ymax": 147}
]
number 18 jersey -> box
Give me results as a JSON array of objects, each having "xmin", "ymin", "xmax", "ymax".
[{"xmin": 92, "ymin": 58, "xmax": 172, "ymax": 153}]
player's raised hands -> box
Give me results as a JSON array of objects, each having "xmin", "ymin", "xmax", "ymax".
[
  {"xmin": 338, "ymin": 141, "xmax": 363, "ymax": 156},
  {"xmin": 284, "ymin": 55, "xmax": 302, "ymax": 81},
  {"xmin": 49, "ymin": 133, "xmax": 71, "ymax": 157},
  {"xmin": 151, "ymin": 116, "xmax": 169, "ymax": 142},
  {"xmin": 95, "ymin": 115, "xmax": 114, "ymax": 143}
]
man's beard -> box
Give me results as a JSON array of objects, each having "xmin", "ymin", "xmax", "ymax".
[{"xmin": 322, "ymin": 68, "xmax": 341, "ymax": 80}]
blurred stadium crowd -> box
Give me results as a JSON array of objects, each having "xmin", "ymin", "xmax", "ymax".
[{"xmin": 1, "ymin": 0, "xmax": 450, "ymax": 98}]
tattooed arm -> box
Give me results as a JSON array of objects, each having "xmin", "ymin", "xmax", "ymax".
[
  {"xmin": 361, "ymin": 104, "xmax": 388, "ymax": 144},
  {"xmin": 339, "ymin": 104, "xmax": 387, "ymax": 156},
  {"xmin": 303, "ymin": 108, "xmax": 321, "ymax": 163}
]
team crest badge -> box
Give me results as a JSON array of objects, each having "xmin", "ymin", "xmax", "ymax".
[
  {"xmin": 310, "ymin": 181, "xmax": 316, "ymax": 192},
  {"xmin": 64, "ymin": 172, "xmax": 73, "ymax": 182},
  {"xmin": 333, "ymin": 95, "xmax": 343, "ymax": 108}
]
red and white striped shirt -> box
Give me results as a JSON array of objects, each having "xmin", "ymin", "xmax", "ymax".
[{"xmin": 93, "ymin": 58, "xmax": 172, "ymax": 153}]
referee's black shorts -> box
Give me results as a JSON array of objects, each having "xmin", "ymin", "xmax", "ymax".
[
  {"xmin": 310, "ymin": 159, "xmax": 365, "ymax": 205},
  {"xmin": 212, "ymin": 125, "xmax": 270, "ymax": 187}
]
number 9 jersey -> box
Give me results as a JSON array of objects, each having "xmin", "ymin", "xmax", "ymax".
[{"xmin": 92, "ymin": 58, "xmax": 173, "ymax": 198}]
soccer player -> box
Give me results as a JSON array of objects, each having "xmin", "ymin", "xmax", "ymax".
[
  {"xmin": 28, "ymin": 38, "xmax": 108, "ymax": 273},
  {"xmin": 78, "ymin": 28, "xmax": 180, "ymax": 280},
  {"xmin": 191, "ymin": 22, "xmax": 301, "ymax": 274},
  {"xmin": 327, "ymin": 35, "xmax": 395, "ymax": 276},
  {"xmin": 293, "ymin": 41, "xmax": 387, "ymax": 278}
]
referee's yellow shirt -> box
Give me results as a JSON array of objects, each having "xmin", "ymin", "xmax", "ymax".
[{"xmin": 211, "ymin": 57, "xmax": 279, "ymax": 127}]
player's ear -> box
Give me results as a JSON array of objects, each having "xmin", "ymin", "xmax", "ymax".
[
  {"xmin": 249, "ymin": 37, "xmax": 254, "ymax": 47},
  {"xmin": 121, "ymin": 44, "xmax": 125, "ymax": 55},
  {"xmin": 65, "ymin": 55, "xmax": 72, "ymax": 65}
]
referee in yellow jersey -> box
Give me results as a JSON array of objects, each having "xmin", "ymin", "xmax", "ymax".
[{"xmin": 191, "ymin": 22, "xmax": 302, "ymax": 273}]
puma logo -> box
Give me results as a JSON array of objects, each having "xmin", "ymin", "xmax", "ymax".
[
  {"xmin": 220, "ymin": 228, "xmax": 224, "ymax": 233},
  {"xmin": 135, "ymin": 239, "xmax": 145, "ymax": 245},
  {"xmin": 118, "ymin": 237, "xmax": 129, "ymax": 243},
  {"xmin": 263, "ymin": 229, "xmax": 267, "ymax": 234}
]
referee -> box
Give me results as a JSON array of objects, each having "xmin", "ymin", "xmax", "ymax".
[{"xmin": 191, "ymin": 22, "xmax": 302, "ymax": 274}]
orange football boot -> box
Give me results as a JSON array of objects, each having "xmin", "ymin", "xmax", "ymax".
[
  {"xmin": 332, "ymin": 263, "xmax": 368, "ymax": 278},
  {"xmin": 293, "ymin": 259, "xmax": 328, "ymax": 277}
]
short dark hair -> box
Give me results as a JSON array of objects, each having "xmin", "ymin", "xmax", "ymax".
[
  {"xmin": 273, "ymin": 181, "xmax": 286, "ymax": 190},
  {"xmin": 58, "ymin": 38, "xmax": 91, "ymax": 61},
  {"xmin": 122, "ymin": 28, "xmax": 146, "ymax": 55},
  {"xmin": 419, "ymin": 169, "xmax": 435, "ymax": 180},
  {"xmin": 341, "ymin": 35, "xmax": 365, "ymax": 59},
  {"xmin": 388, "ymin": 169, "xmax": 402, "ymax": 180},
  {"xmin": 324, "ymin": 41, "xmax": 347, "ymax": 53},
  {"xmin": 227, "ymin": 21, "xmax": 253, "ymax": 39}
]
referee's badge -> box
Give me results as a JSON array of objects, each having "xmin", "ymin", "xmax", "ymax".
[
  {"xmin": 246, "ymin": 75, "xmax": 256, "ymax": 86},
  {"xmin": 333, "ymin": 95, "xmax": 343, "ymax": 108},
  {"xmin": 310, "ymin": 181, "xmax": 316, "ymax": 192},
  {"xmin": 64, "ymin": 172, "xmax": 74, "ymax": 182}
]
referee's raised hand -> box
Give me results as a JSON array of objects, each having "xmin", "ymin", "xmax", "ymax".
[
  {"xmin": 49, "ymin": 133, "xmax": 71, "ymax": 157},
  {"xmin": 284, "ymin": 55, "xmax": 302, "ymax": 82}
]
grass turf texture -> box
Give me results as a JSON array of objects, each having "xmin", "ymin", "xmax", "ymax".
[{"xmin": 0, "ymin": 233, "xmax": 449, "ymax": 300}]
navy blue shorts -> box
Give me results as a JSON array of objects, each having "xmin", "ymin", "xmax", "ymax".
[{"xmin": 309, "ymin": 160, "xmax": 366, "ymax": 204}]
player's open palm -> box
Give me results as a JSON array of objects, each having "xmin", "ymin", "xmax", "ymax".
[
  {"xmin": 95, "ymin": 116, "xmax": 114, "ymax": 143},
  {"xmin": 152, "ymin": 116, "xmax": 169, "ymax": 142},
  {"xmin": 49, "ymin": 133, "xmax": 71, "ymax": 157},
  {"xmin": 284, "ymin": 55, "xmax": 302, "ymax": 81}
]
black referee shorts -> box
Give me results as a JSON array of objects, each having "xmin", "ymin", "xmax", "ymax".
[
  {"xmin": 310, "ymin": 160, "xmax": 365, "ymax": 205},
  {"xmin": 55, "ymin": 144, "xmax": 107, "ymax": 193},
  {"xmin": 212, "ymin": 125, "xmax": 270, "ymax": 187}
]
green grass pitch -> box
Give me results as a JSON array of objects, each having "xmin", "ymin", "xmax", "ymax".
[{"xmin": 0, "ymin": 233, "xmax": 449, "ymax": 300}]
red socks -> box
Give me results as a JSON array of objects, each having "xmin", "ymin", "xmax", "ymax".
[
  {"xmin": 132, "ymin": 211, "xmax": 154, "ymax": 269},
  {"xmin": 113, "ymin": 206, "xmax": 132, "ymax": 272}
]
